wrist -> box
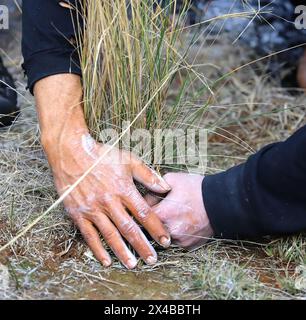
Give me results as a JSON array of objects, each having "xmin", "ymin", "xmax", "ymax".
[
  {"xmin": 33, "ymin": 74, "xmax": 88, "ymax": 151},
  {"xmin": 42, "ymin": 127, "xmax": 93, "ymax": 174},
  {"xmin": 41, "ymin": 122, "xmax": 89, "ymax": 152},
  {"xmin": 39, "ymin": 100, "xmax": 90, "ymax": 154}
]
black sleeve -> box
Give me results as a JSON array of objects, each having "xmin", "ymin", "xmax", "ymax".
[
  {"xmin": 22, "ymin": 0, "xmax": 82, "ymax": 94},
  {"xmin": 203, "ymin": 124, "xmax": 306, "ymax": 239}
]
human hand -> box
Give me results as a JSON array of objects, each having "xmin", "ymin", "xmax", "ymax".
[
  {"xmin": 44, "ymin": 131, "xmax": 171, "ymax": 269},
  {"xmin": 146, "ymin": 173, "xmax": 214, "ymax": 249},
  {"xmin": 34, "ymin": 74, "xmax": 171, "ymax": 269}
]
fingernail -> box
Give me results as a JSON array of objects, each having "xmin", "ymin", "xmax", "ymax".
[
  {"xmin": 126, "ymin": 258, "xmax": 138, "ymax": 269},
  {"xmin": 146, "ymin": 255, "xmax": 157, "ymax": 265},
  {"xmin": 103, "ymin": 259, "xmax": 112, "ymax": 267},
  {"xmin": 160, "ymin": 236, "xmax": 171, "ymax": 247}
]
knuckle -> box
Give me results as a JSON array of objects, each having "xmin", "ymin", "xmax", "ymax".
[
  {"xmin": 100, "ymin": 193, "xmax": 119, "ymax": 207},
  {"xmin": 121, "ymin": 221, "xmax": 137, "ymax": 236},
  {"xmin": 124, "ymin": 187, "xmax": 134, "ymax": 198},
  {"xmin": 116, "ymin": 178, "xmax": 132, "ymax": 194},
  {"xmin": 137, "ymin": 207, "xmax": 150, "ymax": 221},
  {"xmin": 133, "ymin": 200, "xmax": 150, "ymax": 220},
  {"xmin": 103, "ymin": 228, "xmax": 119, "ymax": 241},
  {"xmin": 84, "ymin": 211, "xmax": 100, "ymax": 222}
]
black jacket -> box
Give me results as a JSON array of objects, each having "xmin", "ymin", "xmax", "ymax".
[
  {"xmin": 203, "ymin": 125, "xmax": 306, "ymax": 238},
  {"xmin": 22, "ymin": 0, "xmax": 306, "ymax": 239},
  {"xmin": 22, "ymin": 0, "xmax": 82, "ymax": 94}
]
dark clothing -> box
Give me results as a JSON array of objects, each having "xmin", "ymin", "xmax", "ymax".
[
  {"xmin": 22, "ymin": 0, "xmax": 306, "ymax": 239},
  {"xmin": 0, "ymin": 56, "xmax": 18, "ymax": 127},
  {"xmin": 22, "ymin": 0, "xmax": 82, "ymax": 94},
  {"xmin": 204, "ymin": 125, "xmax": 306, "ymax": 239}
]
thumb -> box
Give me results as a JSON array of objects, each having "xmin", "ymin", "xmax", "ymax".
[
  {"xmin": 132, "ymin": 158, "xmax": 171, "ymax": 193},
  {"xmin": 150, "ymin": 198, "xmax": 173, "ymax": 223}
]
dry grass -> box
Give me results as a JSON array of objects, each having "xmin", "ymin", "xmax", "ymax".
[
  {"xmin": 80, "ymin": 0, "xmax": 191, "ymax": 134},
  {"xmin": 0, "ymin": 3, "xmax": 306, "ymax": 300}
]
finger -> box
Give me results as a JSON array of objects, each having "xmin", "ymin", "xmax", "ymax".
[
  {"xmin": 124, "ymin": 189, "xmax": 171, "ymax": 248},
  {"xmin": 92, "ymin": 214, "xmax": 138, "ymax": 269},
  {"xmin": 144, "ymin": 193, "xmax": 163, "ymax": 206},
  {"xmin": 131, "ymin": 158, "xmax": 171, "ymax": 193},
  {"xmin": 106, "ymin": 201, "xmax": 158, "ymax": 265},
  {"xmin": 77, "ymin": 219, "xmax": 112, "ymax": 267}
]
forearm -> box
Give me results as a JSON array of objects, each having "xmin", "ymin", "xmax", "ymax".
[
  {"xmin": 203, "ymin": 125, "xmax": 306, "ymax": 239},
  {"xmin": 34, "ymin": 74, "xmax": 88, "ymax": 164}
]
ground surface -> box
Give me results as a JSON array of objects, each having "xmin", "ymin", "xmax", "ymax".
[{"xmin": 0, "ymin": 8, "xmax": 306, "ymax": 300}]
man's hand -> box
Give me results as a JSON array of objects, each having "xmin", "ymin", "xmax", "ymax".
[
  {"xmin": 146, "ymin": 173, "xmax": 214, "ymax": 249},
  {"xmin": 34, "ymin": 74, "xmax": 171, "ymax": 269},
  {"xmin": 50, "ymin": 138, "xmax": 172, "ymax": 269}
]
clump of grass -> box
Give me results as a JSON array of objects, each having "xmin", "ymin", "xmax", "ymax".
[
  {"xmin": 79, "ymin": 0, "xmax": 200, "ymax": 139},
  {"xmin": 191, "ymin": 255, "xmax": 268, "ymax": 300},
  {"xmin": 264, "ymin": 236, "xmax": 306, "ymax": 265}
]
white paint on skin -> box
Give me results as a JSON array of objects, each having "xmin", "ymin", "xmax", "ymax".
[
  {"xmin": 137, "ymin": 209, "xmax": 147, "ymax": 219},
  {"xmin": 75, "ymin": 205, "xmax": 92, "ymax": 214},
  {"xmin": 160, "ymin": 197, "xmax": 204, "ymax": 245},
  {"xmin": 101, "ymin": 193, "xmax": 114, "ymax": 205},
  {"xmin": 139, "ymin": 231, "xmax": 157, "ymax": 259},
  {"xmin": 86, "ymin": 193, "xmax": 97, "ymax": 206},
  {"xmin": 81, "ymin": 134, "xmax": 97, "ymax": 159}
]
